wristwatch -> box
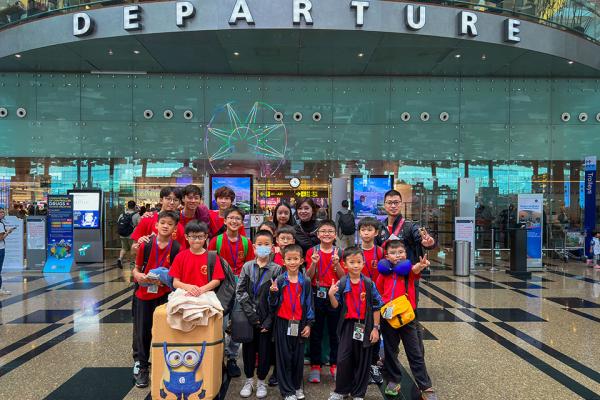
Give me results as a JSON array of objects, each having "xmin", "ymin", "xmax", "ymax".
[{"xmin": 373, "ymin": 324, "xmax": 380, "ymax": 330}]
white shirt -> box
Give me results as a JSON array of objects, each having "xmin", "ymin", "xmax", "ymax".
[
  {"xmin": 592, "ymin": 237, "xmax": 600, "ymax": 255},
  {"xmin": 0, "ymin": 219, "xmax": 6, "ymax": 250}
]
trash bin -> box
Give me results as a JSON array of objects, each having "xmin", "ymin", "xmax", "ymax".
[
  {"xmin": 509, "ymin": 227, "xmax": 528, "ymax": 276},
  {"xmin": 151, "ymin": 304, "xmax": 223, "ymax": 400},
  {"xmin": 453, "ymin": 240, "xmax": 471, "ymax": 276}
]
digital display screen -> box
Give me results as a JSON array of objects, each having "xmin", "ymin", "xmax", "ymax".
[
  {"xmin": 210, "ymin": 175, "xmax": 252, "ymax": 214},
  {"xmin": 71, "ymin": 191, "xmax": 101, "ymax": 229},
  {"xmin": 351, "ymin": 176, "xmax": 393, "ymax": 221}
]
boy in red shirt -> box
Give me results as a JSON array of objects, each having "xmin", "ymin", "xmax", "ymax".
[
  {"xmin": 305, "ymin": 220, "xmax": 345, "ymax": 383},
  {"xmin": 357, "ymin": 216, "xmax": 385, "ymax": 384},
  {"xmin": 131, "ymin": 210, "xmax": 181, "ymax": 389},
  {"xmin": 327, "ymin": 246, "xmax": 383, "ymax": 400},
  {"xmin": 269, "ymin": 244, "xmax": 314, "ymax": 400},
  {"xmin": 273, "ymin": 225, "xmax": 296, "ymax": 267},
  {"xmin": 209, "ymin": 186, "xmax": 246, "ymax": 237},
  {"xmin": 208, "ymin": 206, "xmax": 254, "ymax": 377},
  {"xmin": 170, "ymin": 221, "xmax": 225, "ymax": 296},
  {"xmin": 179, "ymin": 184, "xmax": 211, "ymax": 231},
  {"xmin": 131, "ymin": 187, "xmax": 187, "ymax": 250},
  {"xmin": 376, "ymin": 240, "xmax": 437, "ymax": 400}
]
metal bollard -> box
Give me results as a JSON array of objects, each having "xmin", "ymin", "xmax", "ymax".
[
  {"xmin": 489, "ymin": 228, "xmax": 500, "ymax": 272},
  {"xmin": 454, "ymin": 240, "xmax": 471, "ymax": 276}
]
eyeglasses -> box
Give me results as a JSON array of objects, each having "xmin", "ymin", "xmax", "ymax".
[
  {"xmin": 163, "ymin": 197, "xmax": 180, "ymax": 203},
  {"xmin": 318, "ymin": 230, "xmax": 336, "ymax": 235},
  {"xmin": 227, "ymin": 216, "xmax": 242, "ymax": 221},
  {"xmin": 385, "ymin": 200, "xmax": 401, "ymax": 206},
  {"xmin": 187, "ymin": 235, "xmax": 207, "ymax": 241}
]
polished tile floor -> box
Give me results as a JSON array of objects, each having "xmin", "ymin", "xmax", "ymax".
[{"xmin": 1, "ymin": 257, "xmax": 600, "ymax": 400}]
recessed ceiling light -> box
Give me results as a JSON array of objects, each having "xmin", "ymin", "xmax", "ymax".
[
  {"xmin": 233, "ymin": 52, "xmax": 240, "ymax": 56},
  {"xmin": 15, "ymin": 54, "xmax": 21, "ymax": 58},
  {"xmin": 358, "ymin": 53, "xmax": 364, "ymax": 58},
  {"xmin": 481, "ymin": 54, "xmax": 487, "ymax": 60},
  {"xmin": 454, "ymin": 54, "xmax": 461, "ymax": 58},
  {"xmin": 133, "ymin": 50, "xmax": 140, "ymax": 54},
  {"xmin": 567, "ymin": 60, "xmax": 574, "ymax": 64},
  {"xmin": 108, "ymin": 49, "xmax": 114, "ymax": 56}
]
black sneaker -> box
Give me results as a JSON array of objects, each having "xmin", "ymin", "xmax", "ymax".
[
  {"xmin": 135, "ymin": 368, "xmax": 149, "ymax": 388},
  {"xmin": 117, "ymin": 259, "xmax": 123, "ymax": 269},
  {"xmin": 268, "ymin": 374, "xmax": 278, "ymax": 386},
  {"xmin": 227, "ymin": 359, "xmax": 242, "ymax": 378},
  {"xmin": 370, "ymin": 364, "xmax": 383, "ymax": 385}
]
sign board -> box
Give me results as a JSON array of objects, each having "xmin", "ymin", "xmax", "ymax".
[
  {"xmin": 517, "ymin": 193, "xmax": 543, "ymax": 269},
  {"xmin": 27, "ymin": 218, "xmax": 46, "ymax": 250},
  {"xmin": 250, "ymin": 214, "xmax": 265, "ymax": 228},
  {"xmin": 584, "ymin": 156, "xmax": 597, "ymax": 259},
  {"xmin": 2, "ymin": 216, "xmax": 24, "ymax": 269},
  {"xmin": 44, "ymin": 195, "xmax": 74, "ymax": 273},
  {"xmin": 454, "ymin": 217, "xmax": 475, "ymax": 269}
]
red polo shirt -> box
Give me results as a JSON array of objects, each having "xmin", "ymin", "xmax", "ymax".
[
  {"xmin": 208, "ymin": 234, "xmax": 254, "ymax": 276},
  {"xmin": 135, "ymin": 240, "xmax": 176, "ymax": 301},
  {"xmin": 169, "ymin": 249, "xmax": 225, "ymax": 287},
  {"xmin": 208, "ymin": 210, "xmax": 246, "ymax": 237},
  {"xmin": 131, "ymin": 213, "xmax": 187, "ymax": 249},
  {"xmin": 277, "ymin": 281, "xmax": 303, "ymax": 321},
  {"xmin": 361, "ymin": 245, "xmax": 384, "ymax": 282},
  {"xmin": 305, "ymin": 247, "xmax": 342, "ymax": 287},
  {"xmin": 273, "ymin": 252, "xmax": 285, "ymax": 267},
  {"xmin": 344, "ymin": 280, "xmax": 367, "ymax": 320},
  {"xmin": 376, "ymin": 271, "xmax": 420, "ymax": 309}
]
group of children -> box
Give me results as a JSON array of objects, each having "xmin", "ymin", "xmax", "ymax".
[{"xmin": 128, "ymin": 185, "xmax": 437, "ymax": 400}]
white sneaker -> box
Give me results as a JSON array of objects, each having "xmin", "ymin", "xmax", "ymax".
[
  {"xmin": 240, "ymin": 378, "xmax": 254, "ymax": 398},
  {"xmin": 132, "ymin": 361, "xmax": 140, "ymax": 378},
  {"xmin": 328, "ymin": 393, "xmax": 345, "ymax": 400},
  {"xmin": 0, "ymin": 288, "xmax": 11, "ymax": 295},
  {"xmin": 295, "ymin": 388, "xmax": 305, "ymax": 400},
  {"xmin": 283, "ymin": 396, "xmax": 297, "ymax": 400},
  {"xmin": 256, "ymin": 380, "xmax": 268, "ymax": 399}
]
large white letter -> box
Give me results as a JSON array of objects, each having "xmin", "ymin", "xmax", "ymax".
[
  {"xmin": 351, "ymin": 1, "xmax": 369, "ymax": 27},
  {"xmin": 293, "ymin": 0, "xmax": 313, "ymax": 25},
  {"xmin": 504, "ymin": 18, "xmax": 521, "ymax": 42},
  {"xmin": 405, "ymin": 4, "xmax": 425, "ymax": 30},
  {"xmin": 459, "ymin": 11, "xmax": 477, "ymax": 36},
  {"xmin": 176, "ymin": 2, "xmax": 195, "ymax": 27},
  {"xmin": 229, "ymin": 0, "xmax": 255, "ymax": 25},
  {"xmin": 124, "ymin": 5, "xmax": 142, "ymax": 31},
  {"xmin": 73, "ymin": 13, "xmax": 93, "ymax": 36}
]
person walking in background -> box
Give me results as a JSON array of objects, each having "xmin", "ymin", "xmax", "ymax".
[
  {"xmin": 0, "ymin": 207, "xmax": 14, "ymax": 295},
  {"xmin": 335, "ymin": 200, "xmax": 356, "ymax": 250},
  {"xmin": 116, "ymin": 200, "xmax": 138, "ymax": 269}
]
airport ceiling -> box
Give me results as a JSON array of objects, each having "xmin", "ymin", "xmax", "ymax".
[{"xmin": 1, "ymin": 29, "xmax": 598, "ymax": 77}]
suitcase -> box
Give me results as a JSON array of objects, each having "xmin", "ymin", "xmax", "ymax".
[{"xmin": 151, "ymin": 304, "xmax": 224, "ymax": 400}]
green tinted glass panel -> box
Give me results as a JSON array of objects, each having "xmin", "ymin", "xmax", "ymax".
[
  {"xmin": 460, "ymin": 79, "xmax": 509, "ymax": 124},
  {"xmin": 460, "ymin": 124, "xmax": 508, "ymax": 160},
  {"xmin": 82, "ymin": 75, "xmax": 133, "ymax": 121},
  {"xmin": 36, "ymin": 74, "xmax": 80, "ymax": 121},
  {"xmin": 509, "ymin": 80, "xmax": 551, "ymax": 124}
]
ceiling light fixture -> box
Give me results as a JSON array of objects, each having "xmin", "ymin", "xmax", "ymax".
[
  {"xmin": 454, "ymin": 54, "xmax": 461, "ymax": 58},
  {"xmin": 358, "ymin": 52, "xmax": 364, "ymax": 58},
  {"xmin": 233, "ymin": 52, "xmax": 240, "ymax": 56},
  {"xmin": 108, "ymin": 49, "xmax": 114, "ymax": 56},
  {"xmin": 567, "ymin": 60, "xmax": 574, "ymax": 65},
  {"xmin": 481, "ymin": 54, "xmax": 487, "ymax": 60},
  {"xmin": 15, "ymin": 54, "xmax": 21, "ymax": 58},
  {"xmin": 133, "ymin": 50, "xmax": 140, "ymax": 54}
]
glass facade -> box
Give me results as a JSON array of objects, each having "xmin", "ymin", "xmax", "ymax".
[{"xmin": 0, "ymin": 73, "xmax": 598, "ymax": 263}]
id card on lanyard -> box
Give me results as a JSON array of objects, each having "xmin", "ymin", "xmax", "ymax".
[
  {"xmin": 148, "ymin": 238, "xmax": 172, "ymax": 294},
  {"xmin": 316, "ymin": 248, "xmax": 334, "ymax": 297},
  {"xmin": 287, "ymin": 282, "xmax": 301, "ymax": 337},
  {"xmin": 350, "ymin": 278, "xmax": 365, "ymax": 341},
  {"xmin": 382, "ymin": 275, "xmax": 400, "ymax": 319}
]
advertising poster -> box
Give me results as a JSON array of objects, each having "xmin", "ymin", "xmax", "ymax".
[
  {"xmin": 584, "ymin": 156, "xmax": 597, "ymax": 259},
  {"xmin": 27, "ymin": 218, "xmax": 46, "ymax": 250},
  {"xmin": 44, "ymin": 195, "xmax": 74, "ymax": 273},
  {"xmin": 71, "ymin": 191, "xmax": 101, "ymax": 229},
  {"xmin": 454, "ymin": 217, "xmax": 475, "ymax": 269},
  {"xmin": 351, "ymin": 175, "xmax": 393, "ymax": 222},
  {"xmin": 3, "ymin": 216, "xmax": 24, "ymax": 269},
  {"xmin": 210, "ymin": 175, "xmax": 253, "ymax": 214},
  {"xmin": 517, "ymin": 193, "xmax": 543, "ymax": 269}
]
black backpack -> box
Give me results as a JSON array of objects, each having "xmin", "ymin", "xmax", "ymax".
[
  {"xmin": 142, "ymin": 236, "xmax": 181, "ymax": 272},
  {"xmin": 338, "ymin": 211, "xmax": 356, "ymax": 235},
  {"xmin": 208, "ymin": 251, "xmax": 237, "ymax": 316},
  {"xmin": 117, "ymin": 212, "xmax": 135, "ymax": 237}
]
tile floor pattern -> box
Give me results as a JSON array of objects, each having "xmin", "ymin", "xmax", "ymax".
[{"xmin": 0, "ymin": 259, "xmax": 600, "ymax": 400}]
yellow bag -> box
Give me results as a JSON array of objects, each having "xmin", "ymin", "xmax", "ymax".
[{"xmin": 381, "ymin": 294, "xmax": 415, "ymax": 329}]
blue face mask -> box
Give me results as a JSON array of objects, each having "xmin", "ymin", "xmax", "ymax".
[{"xmin": 256, "ymin": 245, "xmax": 272, "ymax": 258}]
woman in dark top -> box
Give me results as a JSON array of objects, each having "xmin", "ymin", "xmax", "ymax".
[
  {"xmin": 293, "ymin": 198, "xmax": 321, "ymax": 253},
  {"xmin": 272, "ymin": 202, "xmax": 295, "ymax": 230}
]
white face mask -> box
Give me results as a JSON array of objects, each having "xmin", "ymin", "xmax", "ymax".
[{"xmin": 256, "ymin": 245, "xmax": 272, "ymax": 258}]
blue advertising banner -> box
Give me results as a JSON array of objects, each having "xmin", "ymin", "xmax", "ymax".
[
  {"xmin": 43, "ymin": 195, "xmax": 74, "ymax": 273},
  {"xmin": 518, "ymin": 193, "xmax": 543, "ymax": 269},
  {"xmin": 584, "ymin": 156, "xmax": 597, "ymax": 259}
]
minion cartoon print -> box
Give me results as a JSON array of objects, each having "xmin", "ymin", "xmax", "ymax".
[{"xmin": 160, "ymin": 342, "xmax": 207, "ymax": 400}]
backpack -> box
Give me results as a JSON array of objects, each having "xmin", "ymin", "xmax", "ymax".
[
  {"xmin": 142, "ymin": 236, "xmax": 181, "ymax": 273},
  {"xmin": 337, "ymin": 211, "xmax": 356, "ymax": 236},
  {"xmin": 117, "ymin": 212, "xmax": 135, "ymax": 237},
  {"xmin": 208, "ymin": 251, "xmax": 236, "ymax": 316},
  {"xmin": 216, "ymin": 234, "xmax": 249, "ymax": 267}
]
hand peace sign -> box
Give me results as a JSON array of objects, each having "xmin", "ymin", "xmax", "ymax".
[{"xmin": 270, "ymin": 278, "xmax": 279, "ymax": 292}]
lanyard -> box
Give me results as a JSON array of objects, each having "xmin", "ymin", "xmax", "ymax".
[
  {"xmin": 287, "ymin": 281, "xmax": 301, "ymax": 321},
  {"xmin": 227, "ymin": 236, "xmax": 241, "ymax": 272},
  {"xmin": 391, "ymin": 217, "xmax": 405, "ymax": 237},
  {"xmin": 362, "ymin": 246, "xmax": 377, "ymax": 279},
  {"xmin": 317, "ymin": 248, "xmax": 335, "ymax": 285},
  {"xmin": 390, "ymin": 274, "xmax": 398, "ymax": 301},
  {"xmin": 253, "ymin": 265, "xmax": 269, "ymax": 298},
  {"xmin": 349, "ymin": 278, "xmax": 364, "ymax": 321},
  {"xmin": 155, "ymin": 238, "xmax": 173, "ymax": 269}
]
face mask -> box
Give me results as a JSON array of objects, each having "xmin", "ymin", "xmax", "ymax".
[{"xmin": 256, "ymin": 245, "xmax": 272, "ymax": 258}]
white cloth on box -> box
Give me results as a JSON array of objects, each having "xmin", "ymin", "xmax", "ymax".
[{"xmin": 166, "ymin": 289, "xmax": 224, "ymax": 332}]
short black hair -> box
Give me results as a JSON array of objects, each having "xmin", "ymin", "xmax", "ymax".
[
  {"xmin": 185, "ymin": 221, "xmax": 209, "ymax": 235},
  {"xmin": 317, "ymin": 219, "xmax": 336, "ymax": 231},
  {"xmin": 282, "ymin": 244, "xmax": 303, "ymax": 258},
  {"xmin": 384, "ymin": 189, "xmax": 402, "ymax": 201},
  {"xmin": 258, "ymin": 221, "xmax": 276, "ymax": 235},
  {"xmin": 384, "ymin": 239, "xmax": 406, "ymax": 252},
  {"xmin": 255, "ymin": 229, "xmax": 274, "ymax": 243},
  {"xmin": 342, "ymin": 246, "xmax": 364, "ymax": 262},
  {"xmin": 341, "ymin": 199, "xmax": 349, "ymax": 208},
  {"xmin": 160, "ymin": 186, "xmax": 182, "ymax": 200},
  {"xmin": 224, "ymin": 206, "xmax": 244, "ymax": 219},
  {"xmin": 358, "ymin": 217, "xmax": 380, "ymax": 231},
  {"xmin": 127, "ymin": 200, "xmax": 136, "ymax": 209},
  {"xmin": 158, "ymin": 210, "xmax": 179, "ymax": 225},
  {"xmin": 275, "ymin": 225, "xmax": 295, "ymax": 238},
  {"xmin": 182, "ymin": 184, "xmax": 202, "ymax": 198}
]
